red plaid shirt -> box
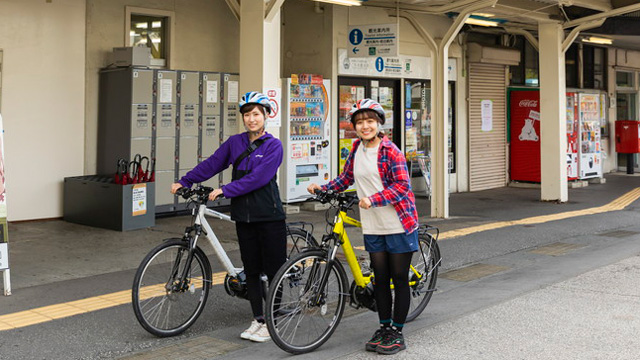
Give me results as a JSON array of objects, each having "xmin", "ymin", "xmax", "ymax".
[{"xmin": 322, "ymin": 136, "xmax": 419, "ymax": 234}]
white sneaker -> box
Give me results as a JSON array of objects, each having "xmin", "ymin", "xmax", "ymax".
[
  {"xmin": 249, "ymin": 323, "xmax": 271, "ymax": 342},
  {"xmin": 240, "ymin": 320, "xmax": 262, "ymax": 340}
]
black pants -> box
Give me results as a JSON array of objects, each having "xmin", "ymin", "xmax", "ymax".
[{"xmin": 236, "ymin": 220, "xmax": 287, "ymax": 318}]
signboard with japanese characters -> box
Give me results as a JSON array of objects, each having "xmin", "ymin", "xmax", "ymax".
[
  {"xmin": 348, "ymin": 24, "xmax": 398, "ymax": 58},
  {"xmin": 338, "ymin": 49, "xmax": 457, "ymax": 81}
]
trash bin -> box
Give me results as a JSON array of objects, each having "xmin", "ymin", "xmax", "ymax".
[{"xmin": 63, "ymin": 175, "xmax": 155, "ymax": 231}]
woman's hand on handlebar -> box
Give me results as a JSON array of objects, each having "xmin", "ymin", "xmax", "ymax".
[
  {"xmin": 359, "ymin": 197, "xmax": 372, "ymax": 209},
  {"xmin": 209, "ymin": 188, "xmax": 224, "ymax": 201},
  {"xmin": 171, "ymin": 183, "xmax": 183, "ymax": 194},
  {"xmin": 307, "ymin": 183, "xmax": 321, "ymax": 195}
]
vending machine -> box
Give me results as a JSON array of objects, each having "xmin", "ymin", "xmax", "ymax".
[
  {"xmin": 280, "ymin": 74, "xmax": 331, "ymax": 203},
  {"xmin": 578, "ymin": 92, "xmax": 602, "ymax": 179},
  {"xmin": 566, "ymin": 92, "xmax": 579, "ymax": 180},
  {"xmin": 510, "ymin": 89, "xmax": 580, "ymax": 182}
]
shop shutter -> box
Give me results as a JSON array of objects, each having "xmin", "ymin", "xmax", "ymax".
[{"xmin": 468, "ymin": 62, "xmax": 507, "ymax": 191}]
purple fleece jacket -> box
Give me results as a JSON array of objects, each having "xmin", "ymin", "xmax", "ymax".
[{"xmin": 178, "ymin": 132, "xmax": 283, "ymax": 198}]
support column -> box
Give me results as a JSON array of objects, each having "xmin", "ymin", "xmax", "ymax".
[
  {"xmin": 431, "ymin": 49, "xmax": 450, "ymax": 218},
  {"xmin": 538, "ymin": 22, "xmax": 567, "ymax": 202},
  {"xmin": 239, "ymin": 0, "xmax": 281, "ymax": 131}
]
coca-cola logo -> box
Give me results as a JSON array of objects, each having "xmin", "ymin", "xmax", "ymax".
[{"xmin": 519, "ymin": 100, "xmax": 538, "ymax": 108}]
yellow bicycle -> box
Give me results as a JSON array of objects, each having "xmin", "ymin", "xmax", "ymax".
[{"xmin": 265, "ymin": 190, "xmax": 442, "ymax": 354}]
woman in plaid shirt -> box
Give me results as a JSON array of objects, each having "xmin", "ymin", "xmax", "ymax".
[{"xmin": 308, "ymin": 99, "xmax": 418, "ymax": 355}]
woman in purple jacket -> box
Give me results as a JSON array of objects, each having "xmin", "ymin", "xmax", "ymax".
[{"xmin": 171, "ymin": 91, "xmax": 286, "ymax": 343}]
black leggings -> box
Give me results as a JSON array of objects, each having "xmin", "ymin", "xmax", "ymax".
[
  {"xmin": 236, "ymin": 220, "xmax": 287, "ymax": 319},
  {"xmin": 370, "ymin": 251, "xmax": 413, "ymax": 325}
]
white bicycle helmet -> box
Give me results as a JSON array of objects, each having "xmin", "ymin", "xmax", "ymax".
[
  {"xmin": 347, "ymin": 98, "xmax": 385, "ymax": 125},
  {"xmin": 239, "ymin": 91, "xmax": 272, "ymax": 115}
]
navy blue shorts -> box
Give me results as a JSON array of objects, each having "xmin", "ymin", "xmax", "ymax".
[{"xmin": 364, "ymin": 231, "xmax": 419, "ymax": 254}]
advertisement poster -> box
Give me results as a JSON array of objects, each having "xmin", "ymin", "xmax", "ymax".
[
  {"xmin": 481, "ymin": 100, "xmax": 493, "ymax": 132},
  {"xmin": 132, "ymin": 184, "xmax": 147, "ymax": 216}
]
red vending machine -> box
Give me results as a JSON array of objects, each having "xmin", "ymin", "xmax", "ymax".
[
  {"xmin": 510, "ymin": 90, "xmax": 579, "ymax": 182},
  {"xmin": 566, "ymin": 93, "xmax": 579, "ymax": 180},
  {"xmin": 510, "ymin": 90, "xmax": 541, "ymax": 182}
]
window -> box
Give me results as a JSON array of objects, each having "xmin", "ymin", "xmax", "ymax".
[
  {"xmin": 125, "ymin": 7, "xmax": 174, "ymax": 68},
  {"xmin": 616, "ymin": 71, "xmax": 634, "ymax": 89},
  {"xmin": 524, "ymin": 41, "xmax": 539, "ymax": 86},
  {"xmin": 508, "ymin": 36, "xmax": 538, "ymax": 87},
  {"xmin": 565, "ymin": 44, "xmax": 578, "ymax": 88},
  {"xmin": 583, "ymin": 45, "xmax": 606, "ymax": 90}
]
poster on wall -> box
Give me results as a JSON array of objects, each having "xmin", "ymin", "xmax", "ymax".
[{"xmin": 264, "ymin": 88, "xmax": 282, "ymax": 128}]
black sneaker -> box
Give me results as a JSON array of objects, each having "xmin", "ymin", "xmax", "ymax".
[
  {"xmin": 365, "ymin": 327, "xmax": 390, "ymax": 352},
  {"xmin": 376, "ymin": 329, "xmax": 406, "ymax": 355}
]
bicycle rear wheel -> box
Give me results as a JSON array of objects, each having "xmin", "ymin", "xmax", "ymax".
[
  {"xmin": 286, "ymin": 227, "xmax": 317, "ymax": 258},
  {"xmin": 132, "ymin": 239, "xmax": 211, "ymax": 337},
  {"xmin": 405, "ymin": 233, "xmax": 441, "ymax": 322},
  {"xmin": 265, "ymin": 250, "xmax": 348, "ymax": 354}
]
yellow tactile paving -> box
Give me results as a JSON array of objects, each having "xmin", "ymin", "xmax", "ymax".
[
  {"xmin": 0, "ymin": 321, "xmax": 15, "ymax": 331},
  {"xmin": 2, "ymin": 187, "xmax": 640, "ymax": 332},
  {"xmin": 31, "ymin": 303, "xmax": 85, "ymax": 319}
]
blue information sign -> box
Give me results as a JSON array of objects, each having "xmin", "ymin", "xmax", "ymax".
[{"xmin": 349, "ymin": 29, "xmax": 363, "ymax": 45}]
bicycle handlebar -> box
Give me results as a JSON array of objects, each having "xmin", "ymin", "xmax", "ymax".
[
  {"xmin": 313, "ymin": 189, "xmax": 359, "ymax": 209},
  {"xmin": 176, "ymin": 186, "xmax": 215, "ymax": 201}
]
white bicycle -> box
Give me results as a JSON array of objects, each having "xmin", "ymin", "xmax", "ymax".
[{"xmin": 132, "ymin": 185, "xmax": 317, "ymax": 337}]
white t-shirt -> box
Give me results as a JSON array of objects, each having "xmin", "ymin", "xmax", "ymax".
[{"xmin": 353, "ymin": 145, "xmax": 404, "ymax": 235}]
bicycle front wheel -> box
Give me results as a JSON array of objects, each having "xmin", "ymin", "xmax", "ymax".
[
  {"xmin": 265, "ymin": 250, "xmax": 348, "ymax": 354},
  {"xmin": 132, "ymin": 239, "xmax": 211, "ymax": 337},
  {"xmin": 405, "ymin": 233, "xmax": 441, "ymax": 322}
]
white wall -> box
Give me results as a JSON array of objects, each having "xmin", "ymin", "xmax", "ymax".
[
  {"xmin": 0, "ymin": 0, "xmax": 86, "ymax": 221},
  {"xmin": 85, "ymin": 0, "xmax": 240, "ymax": 174}
]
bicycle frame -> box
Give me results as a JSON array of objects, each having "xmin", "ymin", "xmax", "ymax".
[
  {"xmin": 192, "ymin": 204, "xmax": 243, "ymax": 277},
  {"xmin": 330, "ymin": 209, "xmax": 425, "ymax": 289}
]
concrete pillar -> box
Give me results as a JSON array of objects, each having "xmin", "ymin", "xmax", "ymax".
[
  {"xmin": 239, "ymin": 0, "xmax": 281, "ymax": 131},
  {"xmin": 538, "ymin": 22, "xmax": 568, "ymax": 202},
  {"xmin": 431, "ymin": 49, "xmax": 450, "ymax": 218}
]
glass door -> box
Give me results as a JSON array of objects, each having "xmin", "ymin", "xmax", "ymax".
[
  {"xmin": 337, "ymin": 77, "xmax": 401, "ymax": 173},
  {"xmin": 338, "ymin": 78, "xmax": 367, "ymax": 172}
]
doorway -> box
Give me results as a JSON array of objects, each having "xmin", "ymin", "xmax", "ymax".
[{"xmin": 337, "ymin": 77, "xmax": 400, "ymax": 173}]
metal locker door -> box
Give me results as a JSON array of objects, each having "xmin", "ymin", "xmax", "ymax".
[
  {"xmin": 200, "ymin": 72, "xmax": 222, "ymax": 189},
  {"xmin": 155, "ymin": 170, "xmax": 175, "ymax": 209},
  {"xmin": 178, "ymin": 71, "xmax": 200, "ymax": 185},
  {"xmin": 221, "ymin": 73, "xmax": 240, "ymax": 187},
  {"xmin": 130, "ymin": 69, "xmax": 154, "ymax": 139},
  {"xmin": 155, "ymin": 70, "xmax": 177, "ymax": 138}
]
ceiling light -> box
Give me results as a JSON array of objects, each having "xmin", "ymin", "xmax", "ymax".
[
  {"xmin": 582, "ymin": 36, "xmax": 612, "ymax": 45},
  {"xmin": 313, "ymin": 0, "xmax": 362, "ymax": 6},
  {"xmin": 465, "ymin": 17, "xmax": 499, "ymax": 27},
  {"xmin": 472, "ymin": 13, "xmax": 495, "ymax": 18}
]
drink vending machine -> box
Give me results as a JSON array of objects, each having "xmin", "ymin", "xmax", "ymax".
[
  {"xmin": 578, "ymin": 92, "xmax": 603, "ymax": 179},
  {"xmin": 509, "ymin": 90, "xmax": 580, "ymax": 182},
  {"xmin": 279, "ymin": 74, "xmax": 331, "ymax": 203}
]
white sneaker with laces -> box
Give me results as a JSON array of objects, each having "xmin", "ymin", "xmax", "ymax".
[
  {"xmin": 249, "ymin": 323, "xmax": 271, "ymax": 342},
  {"xmin": 240, "ymin": 320, "xmax": 262, "ymax": 340}
]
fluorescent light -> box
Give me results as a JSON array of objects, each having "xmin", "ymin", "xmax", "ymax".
[
  {"xmin": 313, "ymin": 0, "xmax": 362, "ymax": 6},
  {"xmin": 135, "ymin": 22, "xmax": 148, "ymax": 29},
  {"xmin": 472, "ymin": 12, "xmax": 495, "ymax": 18},
  {"xmin": 582, "ymin": 36, "xmax": 612, "ymax": 45},
  {"xmin": 465, "ymin": 17, "xmax": 499, "ymax": 27},
  {"xmin": 152, "ymin": 21, "xmax": 162, "ymax": 28}
]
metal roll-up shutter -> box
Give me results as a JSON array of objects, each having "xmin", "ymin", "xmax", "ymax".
[{"xmin": 468, "ymin": 62, "xmax": 507, "ymax": 191}]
